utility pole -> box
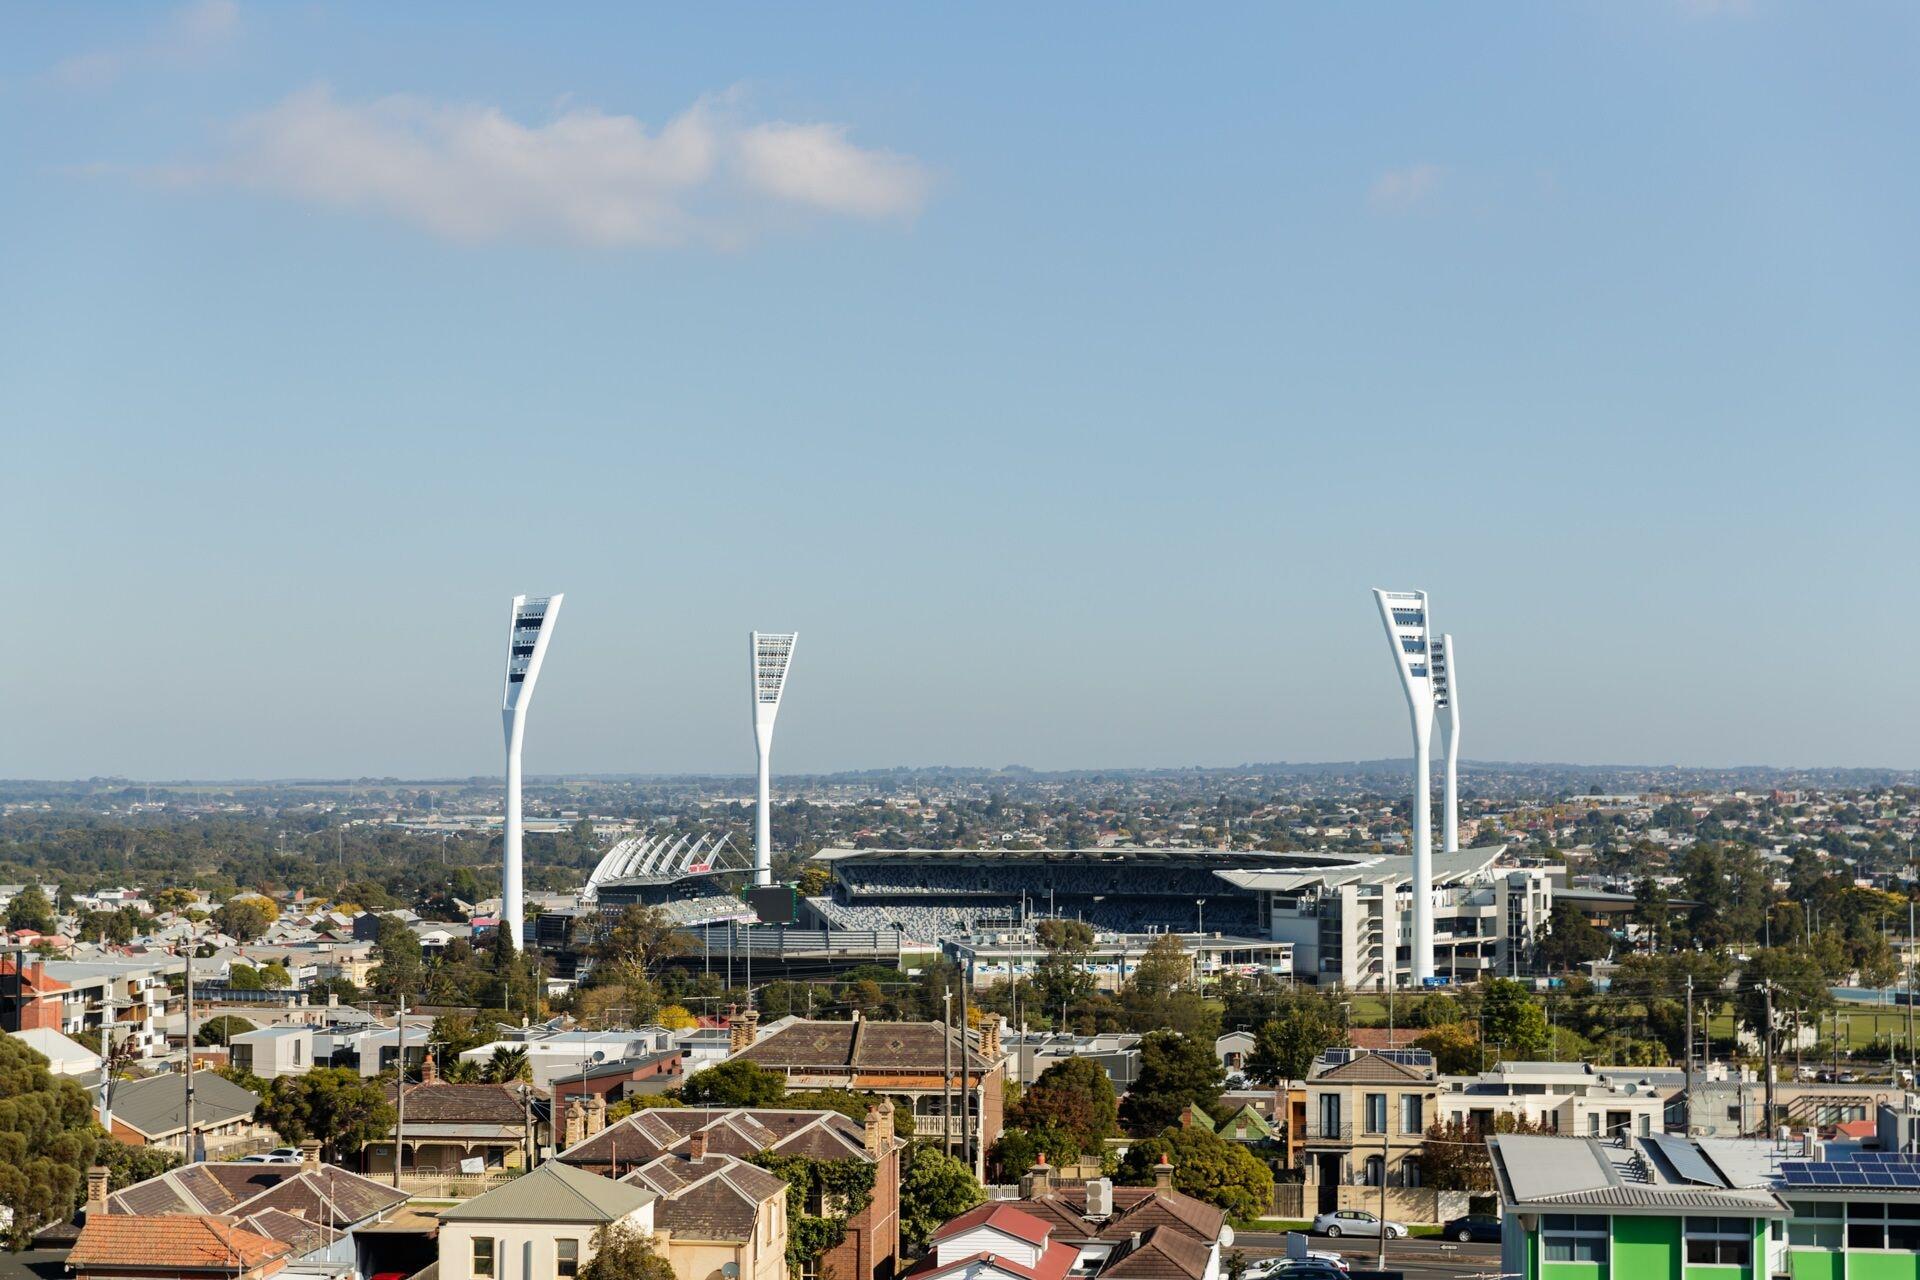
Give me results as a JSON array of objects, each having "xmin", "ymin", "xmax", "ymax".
[
  {"xmin": 1684, "ymin": 975, "xmax": 1695, "ymax": 1135},
  {"xmin": 1761, "ymin": 981, "xmax": 1775, "ymax": 1137},
  {"xmin": 960, "ymin": 976, "xmax": 973, "ymax": 1177},
  {"xmin": 1375, "ymin": 1126, "xmax": 1390, "ymax": 1271},
  {"xmin": 183, "ymin": 952, "xmax": 196, "ymax": 1163},
  {"xmin": 1908, "ymin": 865, "xmax": 1916, "ymax": 1084},
  {"xmin": 393, "ymin": 997, "xmax": 406, "ymax": 1188},
  {"xmin": 942, "ymin": 987, "xmax": 954, "ymax": 1160}
]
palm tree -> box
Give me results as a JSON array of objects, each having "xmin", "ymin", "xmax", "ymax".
[{"xmin": 483, "ymin": 1046, "xmax": 530, "ymax": 1084}]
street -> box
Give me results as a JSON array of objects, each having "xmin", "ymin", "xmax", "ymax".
[{"xmin": 1236, "ymin": 1233, "xmax": 1507, "ymax": 1280}]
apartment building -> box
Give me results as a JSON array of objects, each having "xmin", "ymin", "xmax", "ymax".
[
  {"xmin": 1299, "ymin": 1049, "xmax": 1440, "ymax": 1211},
  {"xmin": 1440, "ymin": 1061, "xmax": 1669, "ymax": 1139}
]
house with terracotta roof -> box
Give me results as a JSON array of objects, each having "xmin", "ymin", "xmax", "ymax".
[
  {"xmin": 1005, "ymin": 1159, "xmax": 1227, "ymax": 1280},
  {"xmin": 904, "ymin": 1203, "xmax": 1079, "ymax": 1280},
  {"xmin": 620, "ymin": 1127, "xmax": 790, "ymax": 1280},
  {"xmin": 558, "ymin": 1103, "xmax": 902, "ymax": 1280},
  {"xmin": 66, "ymin": 1214, "xmax": 292, "ymax": 1279},
  {"xmin": 730, "ymin": 1011, "xmax": 1007, "ymax": 1177}
]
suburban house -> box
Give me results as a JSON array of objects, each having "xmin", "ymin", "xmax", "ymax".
[
  {"xmin": 364, "ymin": 1060, "xmax": 535, "ymax": 1176},
  {"xmin": 621, "ymin": 1129, "xmax": 791, "ymax": 1280},
  {"xmin": 731, "ymin": 1011, "xmax": 1006, "ymax": 1176},
  {"xmin": 9, "ymin": 1025, "xmax": 103, "ymax": 1076},
  {"xmin": 1299, "ymin": 1048, "xmax": 1439, "ymax": 1208},
  {"xmin": 93, "ymin": 1148, "xmax": 409, "ymax": 1273},
  {"xmin": 435, "ymin": 1160, "xmax": 657, "ymax": 1280},
  {"xmin": 96, "ymin": 1070, "xmax": 266, "ymax": 1156},
  {"xmin": 229, "ymin": 1025, "xmax": 315, "ymax": 1079},
  {"xmin": 559, "ymin": 1104, "xmax": 901, "ymax": 1280},
  {"xmin": 906, "ymin": 1203, "xmax": 1080, "ymax": 1280},
  {"xmin": 1439, "ymin": 1060, "xmax": 1668, "ymax": 1139},
  {"xmin": 66, "ymin": 1215, "xmax": 292, "ymax": 1280},
  {"xmin": 1007, "ymin": 1159, "xmax": 1228, "ymax": 1280}
]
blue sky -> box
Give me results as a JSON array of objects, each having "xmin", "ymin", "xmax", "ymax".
[{"xmin": 4, "ymin": 2, "xmax": 1918, "ymax": 779}]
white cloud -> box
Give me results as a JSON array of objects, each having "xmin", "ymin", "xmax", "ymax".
[
  {"xmin": 45, "ymin": 0, "xmax": 238, "ymax": 90},
  {"xmin": 1367, "ymin": 163, "xmax": 1444, "ymax": 212},
  {"xmin": 187, "ymin": 85, "xmax": 930, "ymax": 248}
]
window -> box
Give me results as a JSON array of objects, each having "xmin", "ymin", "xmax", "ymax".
[
  {"xmin": 1684, "ymin": 1218, "xmax": 1751, "ymax": 1266},
  {"xmin": 1365, "ymin": 1093, "xmax": 1387, "ymax": 1134},
  {"xmin": 1319, "ymin": 1094, "xmax": 1341, "ymax": 1137},
  {"xmin": 1400, "ymin": 1094, "xmax": 1424, "ymax": 1134},
  {"xmin": 557, "ymin": 1239, "xmax": 579, "ymax": 1278},
  {"xmin": 1587, "ymin": 1113, "xmax": 1600, "ymax": 1136},
  {"xmin": 1846, "ymin": 1201, "xmax": 1920, "ymax": 1250},
  {"xmin": 1541, "ymin": 1215, "xmax": 1608, "ymax": 1264},
  {"xmin": 472, "ymin": 1237, "xmax": 496, "ymax": 1278}
]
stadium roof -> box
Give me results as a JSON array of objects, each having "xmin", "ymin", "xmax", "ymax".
[
  {"xmin": 812, "ymin": 846, "xmax": 1372, "ymax": 869},
  {"xmin": 1211, "ymin": 843, "xmax": 1510, "ymax": 891}
]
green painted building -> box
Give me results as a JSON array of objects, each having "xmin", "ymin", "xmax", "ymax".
[{"xmin": 1492, "ymin": 1133, "xmax": 1920, "ymax": 1280}]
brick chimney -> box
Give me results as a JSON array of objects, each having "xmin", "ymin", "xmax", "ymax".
[
  {"xmin": 564, "ymin": 1097, "xmax": 588, "ymax": 1150},
  {"xmin": 1021, "ymin": 1149, "xmax": 1052, "ymax": 1198},
  {"xmin": 729, "ymin": 1008, "xmax": 759, "ymax": 1054},
  {"xmin": 1153, "ymin": 1153, "xmax": 1175, "ymax": 1196},
  {"xmin": 419, "ymin": 1051, "xmax": 438, "ymax": 1085},
  {"xmin": 85, "ymin": 1166, "xmax": 110, "ymax": 1212},
  {"xmin": 980, "ymin": 1019, "xmax": 1001, "ymax": 1062},
  {"xmin": 300, "ymin": 1140, "xmax": 322, "ymax": 1170},
  {"xmin": 865, "ymin": 1099, "xmax": 893, "ymax": 1159},
  {"xmin": 585, "ymin": 1092, "xmax": 607, "ymax": 1137},
  {"xmin": 689, "ymin": 1129, "xmax": 708, "ymax": 1161}
]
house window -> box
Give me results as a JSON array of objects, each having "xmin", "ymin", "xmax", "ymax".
[
  {"xmin": 1684, "ymin": 1218, "xmax": 1751, "ymax": 1265},
  {"xmin": 557, "ymin": 1238, "xmax": 579, "ymax": 1277},
  {"xmin": 1400, "ymin": 1095, "xmax": 1423, "ymax": 1134},
  {"xmin": 1541, "ymin": 1214, "xmax": 1608, "ymax": 1263},
  {"xmin": 1364, "ymin": 1094, "xmax": 1387, "ymax": 1135},
  {"xmin": 1319, "ymin": 1094, "xmax": 1341, "ymax": 1137},
  {"xmin": 1846, "ymin": 1201, "xmax": 1920, "ymax": 1250},
  {"xmin": 473, "ymin": 1237, "xmax": 496, "ymax": 1278},
  {"xmin": 1364, "ymin": 1155, "xmax": 1384, "ymax": 1187}
]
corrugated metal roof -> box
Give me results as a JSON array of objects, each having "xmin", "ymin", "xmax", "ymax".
[{"xmin": 438, "ymin": 1161, "xmax": 656, "ymax": 1224}]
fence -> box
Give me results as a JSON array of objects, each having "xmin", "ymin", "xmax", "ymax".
[{"xmin": 394, "ymin": 1168, "xmax": 521, "ymax": 1200}]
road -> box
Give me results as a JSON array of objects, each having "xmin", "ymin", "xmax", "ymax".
[{"xmin": 1235, "ymin": 1232, "xmax": 1507, "ymax": 1280}]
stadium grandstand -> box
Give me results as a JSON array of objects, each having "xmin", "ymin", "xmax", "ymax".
[{"xmin": 804, "ymin": 846, "xmax": 1372, "ymax": 944}]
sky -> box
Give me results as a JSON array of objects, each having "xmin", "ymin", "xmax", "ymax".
[{"xmin": 4, "ymin": 2, "xmax": 1919, "ymax": 780}]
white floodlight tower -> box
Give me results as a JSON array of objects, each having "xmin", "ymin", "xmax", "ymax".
[
  {"xmin": 1432, "ymin": 634, "xmax": 1460, "ymax": 853},
  {"xmin": 501, "ymin": 593, "xmax": 563, "ymax": 950},
  {"xmin": 1373, "ymin": 589, "xmax": 1435, "ymax": 985},
  {"xmin": 750, "ymin": 632, "xmax": 797, "ymax": 888}
]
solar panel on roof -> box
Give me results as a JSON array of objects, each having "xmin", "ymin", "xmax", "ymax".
[{"xmin": 1647, "ymin": 1133, "xmax": 1728, "ymax": 1188}]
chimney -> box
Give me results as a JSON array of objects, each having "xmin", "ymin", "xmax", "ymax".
[
  {"xmin": 300, "ymin": 1140, "xmax": 321, "ymax": 1170},
  {"xmin": 729, "ymin": 1008, "xmax": 759, "ymax": 1054},
  {"xmin": 1021, "ymin": 1149, "xmax": 1052, "ymax": 1198},
  {"xmin": 865, "ymin": 1099, "xmax": 893, "ymax": 1159},
  {"xmin": 564, "ymin": 1098, "xmax": 588, "ymax": 1150},
  {"xmin": 981, "ymin": 1019, "xmax": 1001, "ymax": 1062},
  {"xmin": 1153, "ymin": 1153, "xmax": 1174, "ymax": 1195},
  {"xmin": 85, "ymin": 1166, "xmax": 110, "ymax": 1212},
  {"xmin": 585, "ymin": 1092, "xmax": 607, "ymax": 1137},
  {"xmin": 419, "ymin": 1051, "xmax": 438, "ymax": 1085},
  {"xmin": 689, "ymin": 1129, "xmax": 709, "ymax": 1161}
]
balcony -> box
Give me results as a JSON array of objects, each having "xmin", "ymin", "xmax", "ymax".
[{"xmin": 1302, "ymin": 1121, "xmax": 1355, "ymax": 1142}]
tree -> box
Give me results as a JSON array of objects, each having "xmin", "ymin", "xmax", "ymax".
[
  {"xmin": 194, "ymin": 1015, "xmax": 256, "ymax": 1047},
  {"xmin": 0, "ymin": 1035, "xmax": 98, "ymax": 1247},
  {"xmin": 1537, "ymin": 901, "xmax": 1612, "ymax": 973},
  {"xmin": 213, "ymin": 898, "xmax": 273, "ymax": 943},
  {"xmin": 1116, "ymin": 1125, "xmax": 1275, "ymax": 1222},
  {"xmin": 369, "ymin": 915, "xmax": 425, "ymax": 1000},
  {"xmin": 93, "ymin": 1137, "xmax": 182, "ymax": 1192},
  {"xmin": 6, "ymin": 885, "xmax": 55, "ymax": 934},
  {"xmin": 1245, "ymin": 1006, "xmax": 1348, "ymax": 1086},
  {"xmin": 1126, "ymin": 934, "xmax": 1193, "ymax": 1000},
  {"xmin": 1480, "ymin": 979, "xmax": 1550, "ymax": 1059},
  {"xmin": 1033, "ymin": 920, "xmax": 1098, "ymax": 1020},
  {"xmin": 654, "ymin": 1004, "xmax": 698, "ymax": 1031},
  {"xmin": 482, "ymin": 1047, "xmax": 532, "ymax": 1084},
  {"xmin": 598, "ymin": 906, "xmax": 691, "ymax": 974},
  {"xmin": 1411, "ymin": 1022, "xmax": 1485, "ymax": 1075},
  {"xmin": 1413, "ymin": 1114, "xmax": 1552, "ymax": 1191},
  {"xmin": 1736, "ymin": 947, "xmax": 1833, "ymax": 1045},
  {"xmin": 681, "ymin": 1059, "xmax": 786, "ymax": 1107},
  {"xmin": 1119, "ymin": 1030, "xmax": 1224, "ymax": 1135},
  {"xmin": 989, "ymin": 1124, "xmax": 1079, "ymax": 1180},
  {"xmin": 900, "ymin": 1147, "xmax": 985, "ymax": 1257},
  {"xmin": 579, "ymin": 1221, "xmax": 676, "ymax": 1280},
  {"xmin": 257, "ymin": 1068, "xmax": 394, "ymax": 1163},
  {"xmin": 1008, "ymin": 1057, "xmax": 1118, "ymax": 1156}
]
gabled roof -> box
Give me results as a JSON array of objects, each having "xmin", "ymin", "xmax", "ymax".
[
  {"xmin": 1308, "ymin": 1051, "xmax": 1434, "ymax": 1084},
  {"xmin": 735, "ymin": 1018, "xmax": 998, "ymax": 1073},
  {"xmin": 558, "ymin": 1107, "xmax": 875, "ymax": 1169},
  {"xmin": 1007, "ymin": 1186, "xmax": 1225, "ymax": 1245},
  {"xmin": 1102, "ymin": 1225, "xmax": 1214, "ymax": 1280},
  {"xmin": 67, "ymin": 1215, "xmax": 289, "ymax": 1271},
  {"xmin": 621, "ymin": 1152, "xmax": 787, "ymax": 1243},
  {"xmin": 387, "ymin": 1080, "xmax": 526, "ymax": 1124},
  {"xmin": 932, "ymin": 1203, "xmax": 1054, "ymax": 1248},
  {"xmin": 1215, "ymin": 1104, "xmax": 1276, "ymax": 1139},
  {"xmin": 438, "ymin": 1160, "xmax": 656, "ymax": 1224},
  {"xmin": 99, "ymin": 1071, "xmax": 260, "ymax": 1139},
  {"xmin": 107, "ymin": 1160, "xmax": 408, "ymax": 1228}
]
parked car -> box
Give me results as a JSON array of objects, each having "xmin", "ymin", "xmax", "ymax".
[
  {"xmin": 1245, "ymin": 1253, "xmax": 1347, "ymax": 1278},
  {"xmin": 1311, "ymin": 1209, "xmax": 1407, "ymax": 1239},
  {"xmin": 1441, "ymin": 1214, "xmax": 1502, "ymax": 1243},
  {"xmin": 1271, "ymin": 1264, "xmax": 1349, "ymax": 1280},
  {"xmin": 237, "ymin": 1147, "xmax": 303, "ymax": 1164}
]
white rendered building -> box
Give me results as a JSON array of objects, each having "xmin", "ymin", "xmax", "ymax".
[
  {"xmin": 1373, "ymin": 588, "xmax": 1436, "ymax": 983},
  {"xmin": 750, "ymin": 632, "xmax": 797, "ymax": 888},
  {"xmin": 502, "ymin": 593, "xmax": 563, "ymax": 949}
]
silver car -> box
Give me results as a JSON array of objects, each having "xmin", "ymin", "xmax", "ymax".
[{"xmin": 1311, "ymin": 1209, "xmax": 1407, "ymax": 1239}]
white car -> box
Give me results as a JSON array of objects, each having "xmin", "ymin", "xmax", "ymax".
[
  {"xmin": 237, "ymin": 1147, "xmax": 304, "ymax": 1164},
  {"xmin": 1311, "ymin": 1209, "xmax": 1406, "ymax": 1239}
]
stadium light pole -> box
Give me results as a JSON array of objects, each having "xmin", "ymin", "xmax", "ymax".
[
  {"xmin": 750, "ymin": 632, "xmax": 797, "ymax": 888},
  {"xmin": 1373, "ymin": 588, "xmax": 1435, "ymax": 986},
  {"xmin": 1433, "ymin": 633, "xmax": 1460, "ymax": 853},
  {"xmin": 502, "ymin": 593, "xmax": 563, "ymax": 950}
]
